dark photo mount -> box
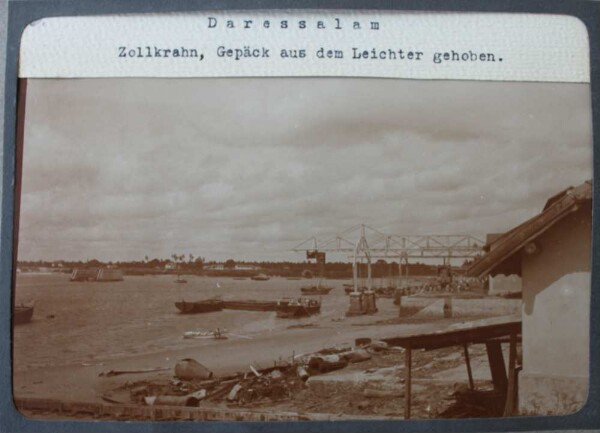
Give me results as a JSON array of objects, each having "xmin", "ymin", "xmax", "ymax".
[{"xmin": 2, "ymin": 1, "xmax": 600, "ymax": 433}]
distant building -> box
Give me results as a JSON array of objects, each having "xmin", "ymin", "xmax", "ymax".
[
  {"xmin": 487, "ymin": 274, "xmax": 522, "ymax": 296},
  {"xmin": 204, "ymin": 264, "xmax": 260, "ymax": 271},
  {"xmin": 233, "ymin": 264, "xmax": 261, "ymax": 271},
  {"xmin": 468, "ymin": 180, "xmax": 592, "ymax": 415}
]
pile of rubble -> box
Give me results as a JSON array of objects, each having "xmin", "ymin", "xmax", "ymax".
[{"xmin": 113, "ymin": 339, "xmax": 401, "ymax": 409}]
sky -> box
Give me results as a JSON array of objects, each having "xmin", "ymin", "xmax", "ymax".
[{"xmin": 18, "ymin": 78, "xmax": 593, "ymax": 262}]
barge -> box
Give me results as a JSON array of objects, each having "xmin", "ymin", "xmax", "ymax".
[
  {"xmin": 175, "ymin": 299, "xmax": 223, "ymax": 314},
  {"xmin": 221, "ymin": 300, "xmax": 279, "ymax": 311},
  {"xmin": 275, "ymin": 298, "xmax": 321, "ymax": 318},
  {"xmin": 301, "ymin": 285, "xmax": 333, "ymax": 295}
]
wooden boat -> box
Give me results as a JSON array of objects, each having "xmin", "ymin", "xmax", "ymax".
[
  {"xmin": 14, "ymin": 304, "xmax": 34, "ymax": 325},
  {"xmin": 276, "ymin": 298, "xmax": 321, "ymax": 318},
  {"xmin": 301, "ymin": 285, "xmax": 333, "ymax": 295},
  {"xmin": 250, "ymin": 274, "xmax": 270, "ymax": 281},
  {"xmin": 175, "ymin": 299, "xmax": 223, "ymax": 314},
  {"xmin": 183, "ymin": 329, "xmax": 228, "ymax": 340},
  {"xmin": 221, "ymin": 300, "xmax": 279, "ymax": 311}
]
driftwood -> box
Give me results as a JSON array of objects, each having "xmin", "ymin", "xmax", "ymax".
[{"xmin": 99, "ymin": 367, "xmax": 169, "ymax": 377}]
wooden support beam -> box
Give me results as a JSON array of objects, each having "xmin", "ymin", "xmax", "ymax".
[
  {"xmin": 503, "ymin": 333, "xmax": 518, "ymax": 416},
  {"xmin": 463, "ymin": 344, "xmax": 474, "ymax": 390},
  {"xmin": 485, "ymin": 340, "xmax": 507, "ymax": 394},
  {"xmin": 404, "ymin": 343, "xmax": 412, "ymax": 419}
]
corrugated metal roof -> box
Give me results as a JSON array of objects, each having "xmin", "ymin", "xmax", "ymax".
[{"xmin": 467, "ymin": 180, "xmax": 592, "ymax": 278}]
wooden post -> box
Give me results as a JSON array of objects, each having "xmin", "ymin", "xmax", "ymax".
[
  {"xmin": 486, "ymin": 340, "xmax": 508, "ymax": 394},
  {"xmin": 404, "ymin": 343, "xmax": 412, "ymax": 419},
  {"xmin": 503, "ymin": 333, "xmax": 517, "ymax": 416},
  {"xmin": 463, "ymin": 344, "xmax": 474, "ymax": 390}
]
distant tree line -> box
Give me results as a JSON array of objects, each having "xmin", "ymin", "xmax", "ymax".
[{"xmin": 18, "ymin": 256, "xmax": 470, "ymax": 278}]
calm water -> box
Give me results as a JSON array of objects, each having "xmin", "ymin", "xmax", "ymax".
[{"xmin": 14, "ymin": 274, "xmax": 404, "ymax": 372}]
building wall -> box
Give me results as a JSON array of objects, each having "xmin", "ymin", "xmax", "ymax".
[
  {"xmin": 520, "ymin": 205, "xmax": 591, "ymax": 415},
  {"xmin": 488, "ymin": 274, "xmax": 522, "ymax": 295}
]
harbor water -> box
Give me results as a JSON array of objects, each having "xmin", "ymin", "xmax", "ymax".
[{"xmin": 13, "ymin": 273, "xmax": 403, "ymax": 373}]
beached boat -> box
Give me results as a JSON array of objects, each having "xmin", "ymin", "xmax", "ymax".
[
  {"xmin": 14, "ymin": 304, "xmax": 34, "ymax": 325},
  {"xmin": 301, "ymin": 285, "xmax": 333, "ymax": 295},
  {"xmin": 175, "ymin": 299, "xmax": 223, "ymax": 314},
  {"xmin": 250, "ymin": 274, "xmax": 270, "ymax": 281},
  {"xmin": 183, "ymin": 328, "xmax": 228, "ymax": 340},
  {"xmin": 276, "ymin": 298, "xmax": 321, "ymax": 318}
]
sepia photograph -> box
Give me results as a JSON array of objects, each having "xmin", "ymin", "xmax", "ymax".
[{"xmin": 13, "ymin": 76, "xmax": 593, "ymax": 421}]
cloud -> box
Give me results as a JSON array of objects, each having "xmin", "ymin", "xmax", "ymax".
[{"xmin": 17, "ymin": 78, "xmax": 592, "ymax": 261}]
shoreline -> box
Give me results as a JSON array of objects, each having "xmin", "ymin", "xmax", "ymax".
[{"xmin": 14, "ymin": 317, "xmax": 463, "ymax": 404}]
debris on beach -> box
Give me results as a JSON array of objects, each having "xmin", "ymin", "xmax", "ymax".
[
  {"xmin": 144, "ymin": 389, "xmax": 207, "ymax": 407},
  {"xmin": 307, "ymin": 354, "xmax": 348, "ymax": 373},
  {"xmin": 342, "ymin": 349, "xmax": 372, "ymax": 363},
  {"xmin": 113, "ymin": 342, "xmax": 399, "ymax": 410},
  {"xmin": 174, "ymin": 359, "xmax": 213, "ymax": 380},
  {"xmin": 366, "ymin": 340, "xmax": 389, "ymax": 352},
  {"xmin": 106, "ymin": 338, "xmax": 495, "ymax": 420}
]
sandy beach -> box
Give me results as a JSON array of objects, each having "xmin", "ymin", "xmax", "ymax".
[
  {"xmin": 15, "ymin": 308, "xmax": 459, "ymax": 404},
  {"xmin": 14, "ymin": 273, "xmax": 454, "ymax": 405}
]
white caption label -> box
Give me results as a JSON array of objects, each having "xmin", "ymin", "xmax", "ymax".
[{"xmin": 19, "ymin": 11, "xmax": 590, "ymax": 82}]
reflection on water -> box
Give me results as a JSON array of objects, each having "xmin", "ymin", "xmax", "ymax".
[{"xmin": 13, "ymin": 274, "xmax": 401, "ymax": 372}]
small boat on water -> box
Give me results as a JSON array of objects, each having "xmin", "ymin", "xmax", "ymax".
[
  {"xmin": 175, "ymin": 276, "xmax": 188, "ymax": 283},
  {"xmin": 301, "ymin": 285, "xmax": 333, "ymax": 295},
  {"xmin": 276, "ymin": 297, "xmax": 321, "ymax": 318},
  {"xmin": 14, "ymin": 303, "xmax": 34, "ymax": 325},
  {"xmin": 175, "ymin": 299, "xmax": 223, "ymax": 314},
  {"xmin": 250, "ymin": 274, "xmax": 270, "ymax": 281},
  {"xmin": 183, "ymin": 328, "xmax": 228, "ymax": 340}
]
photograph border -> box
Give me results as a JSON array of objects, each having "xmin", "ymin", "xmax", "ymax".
[{"xmin": 2, "ymin": 0, "xmax": 599, "ymax": 432}]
